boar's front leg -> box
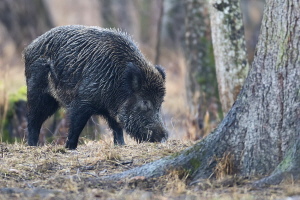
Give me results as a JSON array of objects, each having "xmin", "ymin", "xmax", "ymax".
[
  {"xmin": 66, "ymin": 104, "xmax": 93, "ymax": 149},
  {"xmin": 107, "ymin": 117, "xmax": 125, "ymax": 145}
]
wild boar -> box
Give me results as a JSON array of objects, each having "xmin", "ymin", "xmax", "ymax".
[{"xmin": 23, "ymin": 25, "xmax": 168, "ymax": 149}]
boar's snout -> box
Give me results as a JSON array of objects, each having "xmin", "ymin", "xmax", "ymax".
[
  {"xmin": 147, "ymin": 125, "xmax": 168, "ymax": 143},
  {"xmin": 118, "ymin": 104, "xmax": 169, "ymax": 143}
]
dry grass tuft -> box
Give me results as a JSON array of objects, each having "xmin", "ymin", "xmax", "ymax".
[
  {"xmin": 213, "ymin": 152, "xmax": 235, "ymax": 180},
  {"xmin": 103, "ymin": 147, "xmax": 121, "ymax": 161},
  {"xmin": 164, "ymin": 169, "xmax": 190, "ymax": 195},
  {"xmin": 282, "ymin": 178, "xmax": 300, "ymax": 197}
]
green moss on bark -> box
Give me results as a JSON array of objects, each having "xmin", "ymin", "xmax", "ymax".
[{"xmin": 2, "ymin": 86, "xmax": 27, "ymax": 143}]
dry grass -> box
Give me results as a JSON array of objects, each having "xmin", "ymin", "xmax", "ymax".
[
  {"xmin": 213, "ymin": 152, "xmax": 235, "ymax": 180},
  {"xmin": 0, "ymin": 140, "xmax": 192, "ymax": 199},
  {"xmin": 0, "ymin": 140, "xmax": 299, "ymax": 200},
  {"xmin": 163, "ymin": 169, "xmax": 190, "ymax": 195}
]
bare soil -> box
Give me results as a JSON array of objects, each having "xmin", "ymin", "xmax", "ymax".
[{"xmin": 0, "ymin": 139, "xmax": 300, "ymax": 200}]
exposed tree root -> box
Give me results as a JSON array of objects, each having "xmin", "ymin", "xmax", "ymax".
[{"xmin": 254, "ymin": 138, "xmax": 300, "ymax": 187}]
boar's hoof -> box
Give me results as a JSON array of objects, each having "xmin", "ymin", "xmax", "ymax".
[{"xmin": 65, "ymin": 141, "xmax": 77, "ymax": 150}]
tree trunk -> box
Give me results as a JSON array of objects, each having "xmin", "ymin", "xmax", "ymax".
[
  {"xmin": 209, "ymin": 0, "xmax": 249, "ymax": 115},
  {"xmin": 240, "ymin": 0, "xmax": 265, "ymax": 64},
  {"xmin": 154, "ymin": 0, "xmax": 164, "ymax": 65},
  {"xmin": 93, "ymin": 0, "xmax": 300, "ymax": 183},
  {"xmin": 254, "ymin": 137, "xmax": 300, "ymax": 186},
  {"xmin": 0, "ymin": 0, "xmax": 53, "ymax": 51},
  {"xmin": 99, "ymin": 0, "xmax": 140, "ymax": 40},
  {"xmin": 185, "ymin": 0, "xmax": 220, "ymax": 139}
]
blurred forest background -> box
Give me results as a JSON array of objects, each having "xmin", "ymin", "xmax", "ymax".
[{"xmin": 0, "ymin": 0, "xmax": 265, "ymax": 144}]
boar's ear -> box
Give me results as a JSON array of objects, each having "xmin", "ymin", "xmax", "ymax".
[
  {"xmin": 155, "ymin": 65, "xmax": 166, "ymax": 80},
  {"xmin": 124, "ymin": 62, "xmax": 142, "ymax": 92}
]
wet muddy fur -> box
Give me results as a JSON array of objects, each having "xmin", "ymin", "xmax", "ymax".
[{"xmin": 24, "ymin": 25, "xmax": 168, "ymax": 149}]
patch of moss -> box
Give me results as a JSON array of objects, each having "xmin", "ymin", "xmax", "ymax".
[
  {"xmin": 189, "ymin": 158, "xmax": 201, "ymax": 173},
  {"xmin": 184, "ymin": 142, "xmax": 203, "ymax": 156},
  {"xmin": 197, "ymin": 37, "xmax": 218, "ymax": 98},
  {"xmin": 273, "ymin": 147, "xmax": 294, "ymax": 173},
  {"xmin": 6, "ymin": 86, "xmax": 27, "ymax": 119},
  {"xmin": 1, "ymin": 129, "xmax": 12, "ymax": 143},
  {"xmin": 9, "ymin": 85, "xmax": 27, "ymax": 102},
  {"xmin": 276, "ymin": 31, "xmax": 289, "ymax": 69},
  {"xmin": 2, "ymin": 86, "xmax": 27, "ymax": 143},
  {"xmin": 170, "ymin": 152, "xmax": 180, "ymax": 159}
]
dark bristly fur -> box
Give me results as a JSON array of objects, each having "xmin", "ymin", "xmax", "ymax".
[{"xmin": 23, "ymin": 25, "xmax": 168, "ymax": 149}]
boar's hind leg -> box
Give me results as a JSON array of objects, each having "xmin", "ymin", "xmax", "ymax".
[
  {"xmin": 107, "ymin": 117, "xmax": 125, "ymax": 145},
  {"xmin": 65, "ymin": 105, "xmax": 92, "ymax": 150},
  {"xmin": 27, "ymin": 94, "xmax": 59, "ymax": 146}
]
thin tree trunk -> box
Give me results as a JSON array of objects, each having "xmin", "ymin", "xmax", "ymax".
[
  {"xmin": 91, "ymin": 0, "xmax": 300, "ymax": 184},
  {"xmin": 0, "ymin": 0, "xmax": 53, "ymax": 50},
  {"xmin": 99, "ymin": 0, "xmax": 140, "ymax": 39},
  {"xmin": 210, "ymin": 0, "xmax": 249, "ymax": 115},
  {"xmin": 154, "ymin": 0, "xmax": 164, "ymax": 65},
  {"xmin": 185, "ymin": 0, "xmax": 219, "ymax": 139}
]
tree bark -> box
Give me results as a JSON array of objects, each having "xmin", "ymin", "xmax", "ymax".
[
  {"xmin": 185, "ymin": 0, "xmax": 220, "ymax": 139},
  {"xmin": 154, "ymin": 0, "xmax": 164, "ymax": 65},
  {"xmin": 254, "ymin": 137, "xmax": 300, "ymax": 186},
  {"xmin": 0, "ymin": 0, "xmax": 53, "ymax": 51},
  {"xmin": 94, "ymin": 0, "xmax": 300, "ymax": 183},
  {"xmin": 209, "ymin": 0, "xmax": 249, "ymax": 115},
  {"xmin": 99, "ymin": 0, "xmax": 140, "ymax": 40}
]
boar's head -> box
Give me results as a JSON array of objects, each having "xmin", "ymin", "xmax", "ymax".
[{"xmin": 117, "ymin": 62, "xmax": 168, "ymax": 143}]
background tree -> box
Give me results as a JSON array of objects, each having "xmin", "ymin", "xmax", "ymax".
[
  {"xmin": 185, "ymin": 0, "xmax": 220, "ymax": 139},
  {"xmin": 99, "ymin": 0, "xmax": 140, "ymax": 39},
  {"xmin": 210, "ymin": 0, "xmax": 249, "ymax": 115},
  {"xmin": 0, "ymin": 0, "xmax": 53, "ymax": 141},
  {"xmin": 0, "ymin": 0, "xmax": 53, "ymax": 51},
  {"xmin": 154, "ymin": 0, "xmax": 164, "ymax": 65},
  {"xmin": 240, "ymin": 0, "xmax": 265, "ymax": 63},
  {"xmin": 97, "ymin": 0, "xmax": 300, "ymax": 184}
]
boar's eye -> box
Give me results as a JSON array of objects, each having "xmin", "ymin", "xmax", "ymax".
[{"xmin": 139, "ymin": 100, "xmax": 153, "ymax": 111}]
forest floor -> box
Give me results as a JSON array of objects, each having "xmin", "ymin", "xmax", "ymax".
[{"xmin": 0, "ymin": 139, "xmax": 300, "ymax": 200}]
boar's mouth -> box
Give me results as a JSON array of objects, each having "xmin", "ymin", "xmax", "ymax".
[
  {"xmin": 118, "ymin": 115, "xmax": 168, "ymax": 143},
  {"xmin": 116, "ymin": 100, "xmax": 168, "ymax": 143},
  {"xmin": 127, "ymin": 123, "xmax": 169, "ymax": 143},
  {"xmin": 139, "ymin": 127, "xmax": 168, "ymax": 143}
]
